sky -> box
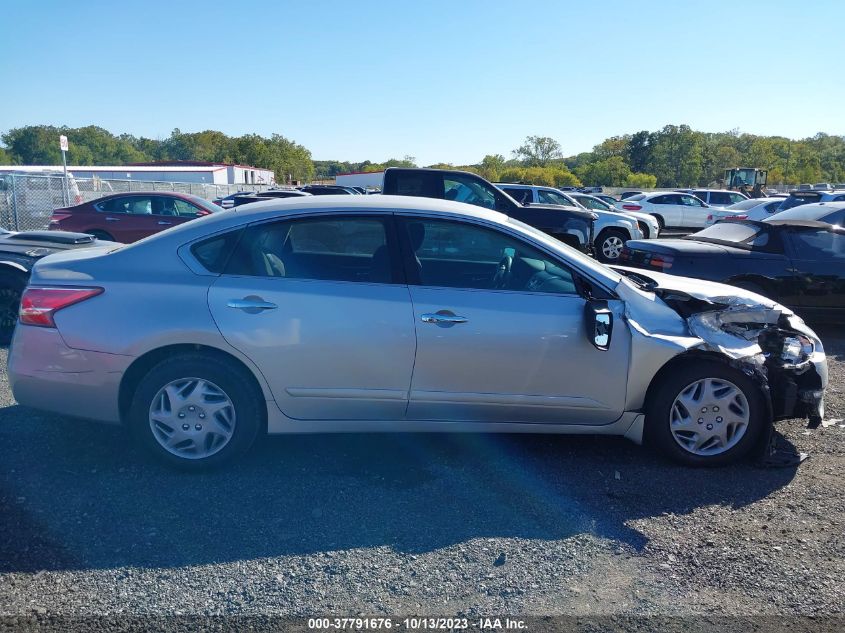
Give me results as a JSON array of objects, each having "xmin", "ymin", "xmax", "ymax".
[{"xmin": 1, "ymin": 0, "xmax": 844, "ymax": 166}]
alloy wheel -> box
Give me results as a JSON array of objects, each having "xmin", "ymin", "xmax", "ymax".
[{"xmin": 601, "ymin": 235, "xmax": 625, "ymax": 260}]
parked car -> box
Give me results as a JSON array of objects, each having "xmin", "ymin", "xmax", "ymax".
[
  {"xmin": 619, "ymin": 218, "xmax": 845, "ymax": 321},
  {"xmin": 568, "ymin": 192, "xmax": 661, "ymax": 239},
  {"xmin": 705, "ymin": 197, "xmax": 787, "ymax": 227},
  {"xmin": 212, "ymin": 192, "xmax": 255, "ymax": 209},
  {"xmin": 0, "ymin": 229, "xmax": 114, "ymax": 343},
  {"xmin": 10, "ymin": 195, "xmax": 826, "ymax": 469},
  {"xmin": 777, "ymin": 189, "xmax": 845, "ymax": 213},
  {"xmin": 617, "ymin": 191, "xmax": 713, "ymax": 229},
  {"xmin": 763, "ymin": 201, "xmax": 845, "ymax": 225},
  {"xmin": 298, "ymin": 185, "xmax": 358, "ymax": 195},
  {"xmin": 381, "ymin": 168, "xmax": 596, "ymax": 252},
  {"xmin": 690, "ymin": 189, "xmax": 749, "ymax": 208},
  {"xmin": 224, "ymin": 191, "xmax": 314, "ymax": 208},
  {"xmin": 594, "ymin": 194, "xmax": 619, "ymax": 205},
  {"xmin": 48, "ymin": 192, "xmax": 220, "ymax": 243},
  {"xmin": 495, "ymin": 184, "xmax": 643, "ymax": 262}
]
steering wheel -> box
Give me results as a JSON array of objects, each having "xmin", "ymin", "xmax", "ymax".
[{"xmin": 491, "ymin": 255, "xmax": 513, "ymax": 289}]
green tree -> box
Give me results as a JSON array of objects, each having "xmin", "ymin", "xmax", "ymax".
[
  {"xmin": 479, "ymin": 154, "xmax": 506, "ymax": 181},
  {"xmin": 625, "ymin": 172, "xmax": 657, "ymax": 188},
  {"xmin": 513, "ymin": 136, "xmax": 562, "ymax": 167},
  {"xmin": 576, "ymin": 156, "xmax": 631, "ymax": 186}
]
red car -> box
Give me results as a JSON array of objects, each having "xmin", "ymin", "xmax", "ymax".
[{"xmin": 49, "ymin": 192, "xmax": 219, "ymax": 243}]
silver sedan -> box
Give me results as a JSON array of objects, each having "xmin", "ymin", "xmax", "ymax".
[{"xmin": 9, "ymin": 196, "xmax": 828, "ymax": 469}]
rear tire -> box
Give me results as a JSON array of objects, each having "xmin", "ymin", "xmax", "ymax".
[
  {"xmin": 596, "ymin": 228, "xmax": 628, "ymax": 263},
  {"xmin": 86, "ymin": 230, "xmax": 114, "ymax": 241},
  {"xmin": 651, "ymin": 214, "xmax": 665, "ymax": 230},
  {"xmin": 0, "ymin": 270, "xmax": 26, "ymax": 345},
  {"xmin": 129, "ymin": 353, "xmax": 263, "ymax": 470},
  {"xmin": 645, "ymin": 360, "xmax": 767, "ymax": 466}
]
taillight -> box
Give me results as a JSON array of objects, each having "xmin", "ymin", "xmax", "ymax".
[
  {"xmin": 706, "ymin": 214, "xmax": 713, "ymax": 222},
  {"xmin": 648, "ymin": 254, "xmax": 674, "ymax": 269},
  {"xmin": 618, "ymin": 247, "xmax": 632, "ymax": 262},
  {"xmin": 723, "ymin": 214, "xmax": 747, "ymax": 222},
  {"xmin": 622, "ymin": 204, "xmax": 642, "ymax": 211},
  {"xmin": 19, "ymin": 287, "xmax": 103, "ymax": 328}
]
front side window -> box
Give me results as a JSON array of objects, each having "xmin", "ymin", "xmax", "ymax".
[
  {"xmin": 728, "ymin": 193, "xmax": 747, "ymax": 204},
  {"xmin": 788, "ymin": 229, "xmax": 845, "ymax": 259},
  {"xmin": 398, "ymin": 217, "xmax": 577, "ymax": 294},
  {"xmin": 225, "ymin": 216, "xmax": 393, "ymax": 283},
  {"xmin": 681, "ymin": 195, "xmax": 706, "ymax": 207}
]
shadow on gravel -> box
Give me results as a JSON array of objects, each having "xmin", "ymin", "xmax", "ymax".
[{"xmin": 0, "ymin": 404, "xmax": 801, "ymax": 573}]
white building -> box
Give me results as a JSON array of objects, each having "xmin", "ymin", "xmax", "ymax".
[
  {"xmin": 64, "ymin": 161, "xmax": 275, "ymax": 185},
  {"xmin": 335, "ymin": 171, "xmax": 385, "ymax": 189}
]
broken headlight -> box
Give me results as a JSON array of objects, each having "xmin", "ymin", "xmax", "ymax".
[{"xmin": 779, "ymin": 335, "xmax": 814, "ymax": 366}]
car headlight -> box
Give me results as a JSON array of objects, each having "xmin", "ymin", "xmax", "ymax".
[{"xmin": 781, "ymin": 335, "xmax": 814, "ymax": 365}]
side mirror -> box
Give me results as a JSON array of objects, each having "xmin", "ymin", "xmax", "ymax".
[{"xmin": 585, "ymin": 300, "xmax": 613, "ymax": 351}]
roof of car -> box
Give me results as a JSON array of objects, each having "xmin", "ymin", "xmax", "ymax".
[
  {"xmin": 761, "ymin": 218, "xmax": 845, "ymax": 231},
  {"xmin": 231, "ymin": 194, "xmax": 509, "ymax": 223}
]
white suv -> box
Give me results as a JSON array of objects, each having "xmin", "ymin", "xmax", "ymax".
[{"xmin": 496, "ymin": 183, "xmax": 643, "ymax": 262}]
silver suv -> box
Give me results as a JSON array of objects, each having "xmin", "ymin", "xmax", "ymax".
[{"xmin": 496, "ymin": 183, "xmax": 643, "ymax": 262}]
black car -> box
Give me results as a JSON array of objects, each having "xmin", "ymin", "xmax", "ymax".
[
  {"xmin": 619, "ymin": 219, "xmax": 845, "ymax": 321},
  {"xmin": 381, "ymin": 168, "xmax": 597, "ymax": 252},
  {"xmin": 0, "ymin": 230, "xmax": 112, "ymax": 343},
  {"xmin": 298, "ymin": 185, "xmax": 357, "ymax": 196}
]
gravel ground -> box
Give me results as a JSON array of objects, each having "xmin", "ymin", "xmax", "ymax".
[{"xmin": 0, "ymin": 329, "xmax": 844, "ymax": 622}]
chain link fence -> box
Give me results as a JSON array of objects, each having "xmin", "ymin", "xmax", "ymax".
[{"xmin": 0, "ymin": 173, "xmax": 275, "ymax": 231}]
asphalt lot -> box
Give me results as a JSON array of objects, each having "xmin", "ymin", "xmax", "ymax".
[{"xmin": 0, "ymin": 328, "xmax": 843, "ymax": 619}]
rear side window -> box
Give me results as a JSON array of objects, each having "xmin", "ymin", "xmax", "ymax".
[
  {"xmin": 502, "ymin": 188, "xmax": 533, "ymax": 204},
  {"xmin": 190, "ymin": 230, "xmax": 243, "ymax": 273},
  {"xmin": 224, "ymin": 216, "xmax": 394, "ymax": 283},
  {"xmin": 537, "ymin": 190, "xmax": 572, "ymax": 206},
  {"xmin": 708, "ymin": 192, "xmax": 733, "ymax": 206},
  {"xmin": 692, "ymin": 191, "xmax": 708, "ymax": 202}
]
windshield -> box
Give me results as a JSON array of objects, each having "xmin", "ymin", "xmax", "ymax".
[
  {"xmin": 686, "ymin": 222, "xmax": 770, "ymax": 248},
  {"xmin": 779, "ymin": 193, "xmax": 819, "ymax": 211},
  {"xmin": 187, "ymin": 194, "xmax": 222, "ymax": 213}
]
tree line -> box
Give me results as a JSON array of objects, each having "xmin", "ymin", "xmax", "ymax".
[{"xmin": 2, "ymin": 124, "xmax": 844, "ymax": 188}]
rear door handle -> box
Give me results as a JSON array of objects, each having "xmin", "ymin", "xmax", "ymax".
[
  {"xmin": 421, "ymin": 311, "xmax": 468, "ymax": 325},
  {"xmin": 105, "ymin": 217, "xmax": 120, "ymax": 222},
  {"xmin": 157, "ymin": 221, "xmax": 172, "ymax": 226},
  {"xmin": 227, "ymin": 297, "xmax": 278, "ymax": 313}
]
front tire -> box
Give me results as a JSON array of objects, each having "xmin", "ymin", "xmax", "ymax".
[
  {"xmin": 645, "ymin": 360, "xmax": 767, "ymax": 466},
  {"xmin": 129, "ymin": 354, "xmax": 263, "ymax": 470},
  {"xmin": 596, "ymin": 229, "xmax": 628, "ymax": 262}
]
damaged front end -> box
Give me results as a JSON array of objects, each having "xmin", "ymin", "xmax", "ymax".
[{"xmin": 656, "ymin": 289, "xmax": 827, "ymax": 426}]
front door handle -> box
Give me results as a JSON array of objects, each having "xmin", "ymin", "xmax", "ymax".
[
  {"xmin": 105, "ymin": 217, "xmax": 120, "ymax": 222},
  {"xmin": 157, "ymin": 221, "xmax": 172, "ymax": 226},
  {"xmin": 421, "ymin": 310, "xmax": 468, "ymax": 325},
  {"xmin": 227, "ymin": 297, "xmax": 278, "ymax": 313}
]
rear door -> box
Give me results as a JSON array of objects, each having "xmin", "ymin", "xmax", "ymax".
[
  {"xmin": 207, "ymin": 213, "xmax": 417, "ymax": 421},
  {"xmin": 648, "ymin": 194, "xmax": 683, "ymax": 226},
  {"xmin": 396, "ymin": 215, "xmax": 630, "ymax": 425}
]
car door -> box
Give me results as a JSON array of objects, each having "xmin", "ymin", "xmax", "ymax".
[
  {"xmin": 782, "ymin": 227, "xmax": 845, "ymax": 316},
  {"xmin": 395, "ymin": 215, "xmax": 631, "ymax": 425},
  {"xmin": 678, "ymin": 194, "xmax": 710, "ymax": 228},
  {"xmin": 647, "ymin": 194, "xmax": 681, "ymax": 226},
  {"xmin": 207, "ymin": 213, "xmax": 417, "ymax": 421},
  {"xmin": 93, "ymin": 195, "xmax": 159, "ymax": 242}
]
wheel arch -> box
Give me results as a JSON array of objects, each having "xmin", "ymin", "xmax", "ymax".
[
  {"xmin": 118, "ymin": 343, "xmax": 269, "ymax": 429},
  {"xmin": 0, "ymin": 260, "xmax": 30, "ymax": 276},
  {"xmin": 650, "ymin": 213, "xmax": 665, "ymax": 229},
  {"xmin": 642, "ymin": 349, "xmax": 774, "ymax": 452}
]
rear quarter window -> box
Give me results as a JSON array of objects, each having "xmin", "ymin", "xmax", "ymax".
[{"xmin": 190, "ymin": 229, "xmax": 243, "ymax": 273}]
